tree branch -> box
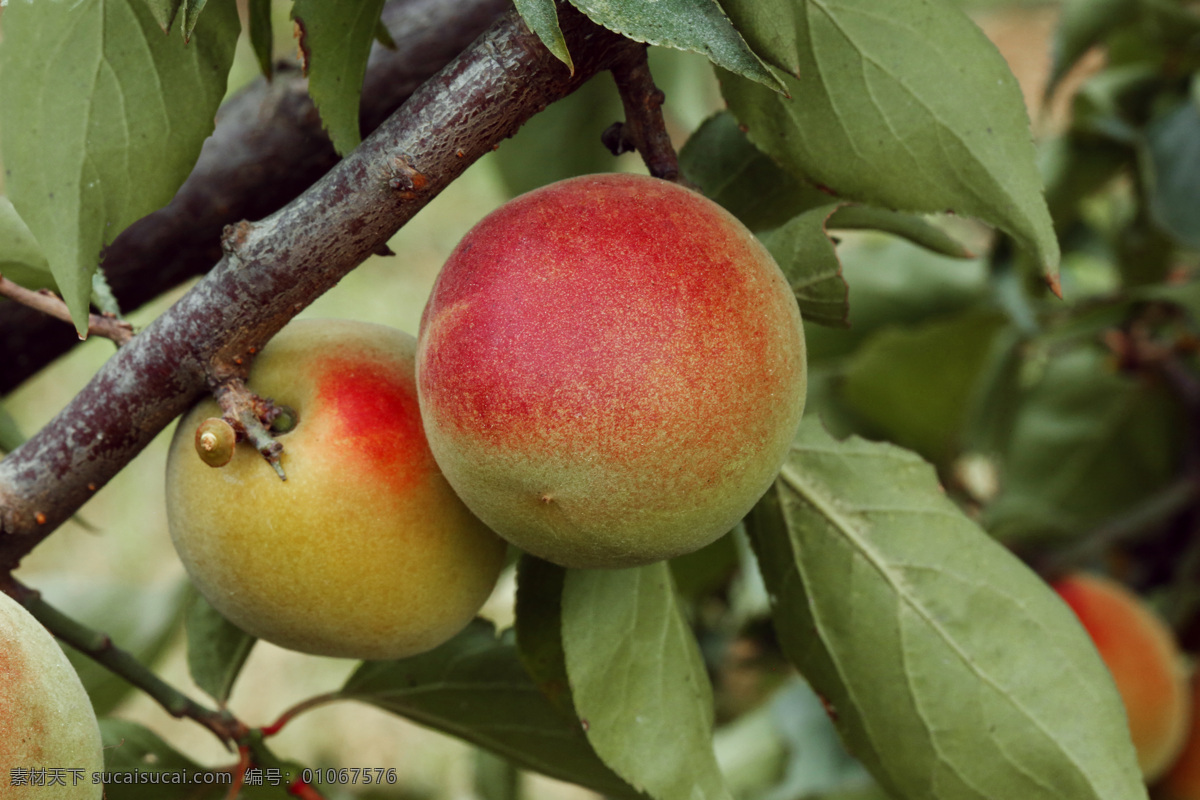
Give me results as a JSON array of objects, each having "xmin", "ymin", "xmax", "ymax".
[
  {"xmin": 0, "ymin": 0, "xmax": 511, "ymax": 396},
  {"xmin": 8, "ymin": 582, "xmax": 243, "ymax": 745},
  {"xmin": 603, "ymin": 45, "xmax": 684, "ymax": 183},
  {"xmin": 0, "ymin": 7, "xmax": 643, "ymax": 566},
  {"xmin": 0, "ymin": 275, "xmax": 133, "ymax": 345}
]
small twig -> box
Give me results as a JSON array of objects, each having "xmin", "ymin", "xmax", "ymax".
[
  {"xmin": 211, "ymin": 377, "xmax": 287, "ymax": 480},
  {"xmin": 606, "ymin": 45, "xmax": 687, "ymax": 184},
  {"xmin": 7, "ymin": 581, "xmax": 246, "ymax": 746},
  {"xmin": 0, "ymin": 275, "xmax": 133, "ymax": 345},
  {"xmin": 260, "ymin": 692, "xmax": 343, "ymax": 737},
  {"xmin": 226, "ymin": 746, "xmax": 252, "ymax": 800}
]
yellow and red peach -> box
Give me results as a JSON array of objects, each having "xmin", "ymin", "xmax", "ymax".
[
  {"xmin": 165, "ymin": 319, "xmax": 507, "ymax": 660},
  {"xmin": 416, "ymin": 173, "xmax": 807, "ymax": 569},
  {"xmin": 1054, "ymin": 572, "xmax": 1191, "ymax": 780},
  {"xmin": 0, "ymin": 591, "xmax": 103, "ymax": 798}
]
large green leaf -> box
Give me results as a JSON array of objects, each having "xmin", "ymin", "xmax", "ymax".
[
  {"xmin": 339, "ymin": 619, "xmax": 640, "ymax": 797},
  {"xmin": 291, "ymin": 0, "xmax": 387, "ymax": 156},
  {"xmin": 514, "ymin": 0, "xmax": 575, "ymax": 74},
  {"xmin": 562, "ymin": 564, "xmax": 731, "ymax": 800},
  {"xmin": 985, "ymin": 345, "xmax": 1182, "ymax": 541},
  {"xmin": 101, "ymin": 720, "xmax": 297, "ymax": 799},
  {"xmin": 0, "ymin": 197, "xmax": 54, "ymax": 291},
  {"xmin": 841, "ymin": 310, "xmax": 1006, "ymax": 464},
  {"xmin": 680, "ymin": 110, "xmax": 832, "ymax": 232},
  {"xmin": 680, "ymin": 112, "xmax": 973, "ymax": 258},
  {"xmin": 0, "ymin": 404, "xmax": 24, "ymax": 455},
  {"xmin": 514, "ymin": 555, "xmax": 576, "ymax": 716},
  {"xmin": 716, "ymin": 0, "xmax": 802, "ymax": 76},
  {"xmin": 565, "ymin": 0, "xmax": 781, "ymax": 92},
  {"xmin": 101, "ymin": 719, "xmax": 223, "ymax": 800},
  {"xmin": 185, "ymin": 591, "xmax": 256, "ymax": 705},
  {"xmin": 0, "ymin": 0, "xmax": 239, "ymax": 333},
  {"xmin": 1142, "ymin": 98, "xmax": 1200, "ymax": 250},
  {"xmin": 746, "ymin": 419, "xmax": 1147, "ymax": 800},
  {"xmin": 719, "ymin": 0, "xmax": 1059, "ymax": 286},
  {"xmin": 758, "ymin": 204, "xmax": 848, "ymax": 328}
]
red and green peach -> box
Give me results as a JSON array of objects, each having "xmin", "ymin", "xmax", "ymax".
[{"xmin": 416, "ymin": 173, "xmax": 807, "ymax": 569}]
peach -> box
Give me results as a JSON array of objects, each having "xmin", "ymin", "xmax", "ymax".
[
  {"xmin": 1054, "ymin": 572, "xmax": 1191, "ymax": 780},
  {"xmin": 416, "ymin": 174, "xmax": 807, "ymax": 569},
  {"xmin": 0, "ymin": 591, "xmax": 103, "ymax": 798},
  {"xmin": 165, "ymin": 319, "xmax": 507, "ymax": 660},
  {"xmin": 1161, "ymin": 668, "xmax": 1200, "ymax": 799}
]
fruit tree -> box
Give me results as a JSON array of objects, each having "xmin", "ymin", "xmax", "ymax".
[{"xmin": 2, "ymin": 1, "xmax": 1200, "ymax": 799}]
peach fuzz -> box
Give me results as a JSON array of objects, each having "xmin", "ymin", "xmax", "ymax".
[
  {"xmin": 1053, "ymin": 572, "xmax": 1190, "ymax": 780},
  {"xmin": 0, "ymin": 591, "xmax": 103, "ymax": 799},
  {"xmin": 416, "ymin": 173, "xmax": 807, "ymax": 569},
  {"xmin": 165, "ymin": 319, "xmax": 507, "ymax": 660}
]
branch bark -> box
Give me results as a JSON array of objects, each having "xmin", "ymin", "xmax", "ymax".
[
  {"xmin": 0, "ymin": 6, "xmax": 642, "ymax": 567},
  {"xmin": 0, "ymin": 0, "xmax": 510, "ymax": 396}
]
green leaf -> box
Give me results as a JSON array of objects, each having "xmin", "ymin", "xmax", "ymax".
[
  {"xmin": 101, "ymin": 719, "xmax": 224, "ymax": 800},
  {"xmin": 0, "ymin": 0, "xmax": 239, "ymax": 333},
  {"xmin": 1046, "ymin": 0, "xmax": 1137, "ymax": 98},
  {"xmin": 565, "ymin": 0, "xmax": 782, "ymax": 92},
  {"xmin": 248, "ymin": 0, "xmax": 274, "ymax": 79},
  {"xmin": 144, "ymin": 0, "xmax": 184, "ymax": 32},
  {"xmin": 562, "ymin": 564, "xmax": 731, "ymax": 800},
  {"xmin": 746, "ymin": 419, "xmax": 1148, "ymax": 800},
  {"xmin": 841, "ymin": 310, "xmax": 1006, "ymax": 464},
  {"xmin": 716, "ymin": 0, "xmax": 801, "ymax": 75},
  {"xmin": 758, "ymin": 204, "xmax": 848, "ymax": 328},
  {"xmin": 681, "ymin": 112, "xmax": 973, "ymax": 258},
  {"xmin": 985, "ymin": 345, "xmax": 1182, "ymax": 541},
  {"xmin": 340, "ymin": 619, "xmax": 640, "ymax": 797},
  {"xmin": 0, "ymin": 404, "xmax": 24, "ymax": 454},
  {"xmin": 514, "ymin": 0, "xmax": 575, "ymax": 74},
  {"xmin": 292, "ymin": 0, "xmax": 387, "ymax": 156},
  {"xmin": 1142, "ymin": 98, "xmax": 1200, "ymax": 250},
  {"xmin": 181, "ymin": 0, "xmax": 211, "ymax": 42},
  {"xmin": 680, "ymin": 111, "xmax": 840, "ymax": 232},
  {"xmin": 827, "ymin": 206, "xmax": 973, "ymax": 260},
  {"xmin": 515, "ymin": 555, "xmax": 576, "ymax": 716},
  {"xmin": 0, "ymin": 197, "xmax": 54, "ymax": 291},
  {"xmin": 186, "ymin": 591, "xmax": 256, "ymax": 704},
  {"xmin": 719, "ymin": 0, "xmax": 1060, "ymax": 286}
]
